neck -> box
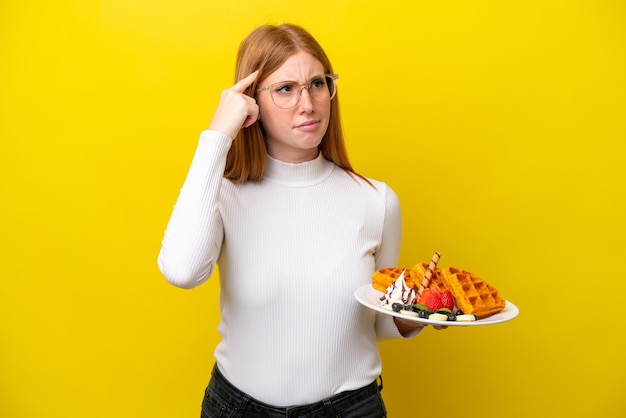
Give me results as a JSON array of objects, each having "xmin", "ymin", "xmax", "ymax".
[{"xmin": 266, "ymin": 146, "xmax": 319, "ymax": 164}]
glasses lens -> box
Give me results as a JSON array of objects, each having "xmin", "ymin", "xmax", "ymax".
[
  {"xmin": 309, "ymin": 75, "xmax": 335, "ymax": 102},
  {"xmin": 270, "ymin": 75, "xmax": 336, "ymax": 109},
  {"xmin": 326, "ymin": 75, "xmax": 336, "ymax": 98},
  {"xmin": 271, "ymin": 82, "xmax": 297, "ymax": 108}
]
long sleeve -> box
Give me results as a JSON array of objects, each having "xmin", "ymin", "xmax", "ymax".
[
  {"xmin": 371, "ymin": 184, "xmax": 422, "ymax": 340},
  {"xmin": 157, "ymin": 130, "xmax": 232, "ymax": 289},
  {"xmin": 374, "ymin": 184, "xmax": 402, "ymax": 270}
]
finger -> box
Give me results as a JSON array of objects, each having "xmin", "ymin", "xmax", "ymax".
[
  {"xmin": 241, "ymin": 106, "xmax": 259, "ymax": 129},
  {"xmin": 232, "ymin": 70, "xmax": 260, "ymax": 94}
]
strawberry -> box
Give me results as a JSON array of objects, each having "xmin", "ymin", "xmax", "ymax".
[
  {"xmin": 440, "ymin": 290, "xmax": 455, "ymax": 311},
  {"xmin": 418, "ymin": 289, "xmax": 443, "ymax": 311},
  {"xmin": 416, "ymin": 289, "xmax": 433, "ymax": 305}
]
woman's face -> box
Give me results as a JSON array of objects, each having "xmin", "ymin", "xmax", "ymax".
[{"xmin": 257, "ymin": 51, "xmax": 331, "ymax": 163}]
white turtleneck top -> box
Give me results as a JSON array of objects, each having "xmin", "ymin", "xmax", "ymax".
[{"xmin": 158, "ymin": 130, "xmax": 407, "ymax": 406}]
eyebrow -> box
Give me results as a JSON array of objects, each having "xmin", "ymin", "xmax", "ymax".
[{"xmin": 270, "ymin": 74, "xmax": 326, "ymax": 84}]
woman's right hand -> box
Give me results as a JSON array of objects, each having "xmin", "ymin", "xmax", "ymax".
[{"xmin": 208, "ymin": 71, "xmax": 260, "ymax": 140}]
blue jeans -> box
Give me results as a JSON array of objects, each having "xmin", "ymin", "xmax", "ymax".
[{"xmin": 200, "ymin": 365, "xmax": 387, "ymax": 418}]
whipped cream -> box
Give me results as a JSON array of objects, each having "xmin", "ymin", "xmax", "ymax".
[{"xmin": 380, "ymin": 270, "xmax": 416, "ymax": 307}]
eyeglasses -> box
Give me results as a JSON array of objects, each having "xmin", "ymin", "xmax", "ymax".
[{"xmin": 256, "ymin": 74, "xmax": 338, "ymax": 109}]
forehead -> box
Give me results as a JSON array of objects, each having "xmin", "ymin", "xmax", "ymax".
[{"xmin": 263, "ymin": 51, "xmax": 325, "ymax": 84}]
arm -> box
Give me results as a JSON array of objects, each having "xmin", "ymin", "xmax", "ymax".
[
  {"xmin": 157, "ymin": 72, "xmax": 260, "ymax": 288},
  {"xmin": 157, "ymin": 132, "xmax": 231, "ymax": 288},
  {"xmin": 372, "ymin": 185, "xmax": 430, "ymax": 338},
  {"xmin": 372, "ymin": 185, "xmax": 421, "ymax": 338}
]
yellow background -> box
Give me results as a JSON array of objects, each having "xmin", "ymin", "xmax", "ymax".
[{"xmin": 1, "ymin": 1, "xmax": 624, "ymax": 417}]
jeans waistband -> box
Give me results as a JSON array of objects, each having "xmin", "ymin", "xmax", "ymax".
[{"xmin": 209, "ymin": 364, "xmax": 382, "ymax": 417}]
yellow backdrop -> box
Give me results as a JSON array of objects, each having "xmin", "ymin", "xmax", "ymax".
[{"xmin": 1, "ymin": 1, "xmax": 624, "ymax": 417}]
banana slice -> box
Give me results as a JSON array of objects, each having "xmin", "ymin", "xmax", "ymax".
[
  {"xmin": 400, "ymin": 309, "xmax": 419, "ymax": 317},
  {"xmin": 428, "ymin": 313, "xmax": 448, "ymax": 321},
  {"xmin": 456, "ymin": 314, "xmax": 477, "ymax": 322}
]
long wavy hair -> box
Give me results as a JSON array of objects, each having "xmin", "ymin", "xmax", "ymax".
[{"xmin": 224, "ymin": 23, "xmax": 366, "ymax": 184}]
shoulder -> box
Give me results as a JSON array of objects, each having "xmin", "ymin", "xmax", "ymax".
[
  {"xmin": 357, "ymin": 175, "xmax": 400, "ymax": 202},
  {"xmin": 359, "ymin": 176, "xmax": 402, "ymax": 219},
  {"xmin": 366, "ymin": 177, "xmax": 395, "ymax": 194},
  {"xmin": 335, "ymin": 170, "xmax": 401, "ymax": 212}
]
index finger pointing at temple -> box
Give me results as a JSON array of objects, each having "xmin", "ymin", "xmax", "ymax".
[{"xmin": 232, "ymin": 70, "xmax": 260, "ymax": 94}]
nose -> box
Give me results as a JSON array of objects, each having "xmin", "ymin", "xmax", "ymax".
[{"xmin": 297, "ymin": 86, "xmax": 314, "ymax": 112}]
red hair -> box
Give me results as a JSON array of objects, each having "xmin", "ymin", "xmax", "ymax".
[{"xmin": 224, "ymin": 24, "xmax": 367, "ymax": 184}]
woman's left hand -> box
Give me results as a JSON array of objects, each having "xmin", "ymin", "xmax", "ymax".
[{"xmin": 393, "ymin": 316, "xmax": 447, "ymax": 336}]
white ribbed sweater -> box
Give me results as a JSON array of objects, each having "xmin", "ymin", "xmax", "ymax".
[{"xmin": 158, "ymin": 130, "xmax": 406, "ymax": 406}]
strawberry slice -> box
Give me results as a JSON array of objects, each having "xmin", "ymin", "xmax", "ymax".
[
  {"xmin": 417, "ymin": 289, "xmax": 432, "ymax": 305},
  {"xmin": 418, "ymin": 289, "xmax": 443, "ymax": 311},
  {"xmin": 440, "ymin": 290, "xmax": 455, "ymax": 311}
]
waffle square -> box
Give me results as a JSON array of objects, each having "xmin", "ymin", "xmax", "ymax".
[
  {"xmin": 411, "ymin": 262, "xmax": 447, "ymax": 293},
  {"xmin": 372, "ymin": 267, "xmax": 421, "ymax": 293},
  {"xmin": 439, "ymin": 266, "xmax": 506, "ymax": 319}
]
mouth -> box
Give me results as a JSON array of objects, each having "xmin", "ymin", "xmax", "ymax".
[{"xmin": 294, "ymin": 120, "xmax": 320, "ymax": 129}]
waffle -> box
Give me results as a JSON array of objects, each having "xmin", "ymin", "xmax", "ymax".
[
  {"xmin": 372, "ymin": 267, "xmax": 420, "ymax": 293},
  {"xmin": 411, "ymin": 262, "xmax": 447, "ymax": 294},
  {"xmin": 439, "ymin": 266, "xmax": 506, "ymax": 319}
]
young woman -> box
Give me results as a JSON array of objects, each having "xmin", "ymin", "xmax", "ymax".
[{"xmin": 158, "ymin": 23, "xmax": 429, "ymax": 418}]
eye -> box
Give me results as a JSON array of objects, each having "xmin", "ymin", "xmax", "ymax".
[
  {"xmin": 273, "ymin": 82, "xmax": 296, "ymax": 95},
  {"xmin": 310, "ymin": 77, "xmax": 327, "ymax": 90}
]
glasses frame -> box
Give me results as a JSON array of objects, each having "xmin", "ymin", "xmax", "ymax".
[{"xmin": 256, "ymin": 74, "xmax": 339, "ymax": 109}]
